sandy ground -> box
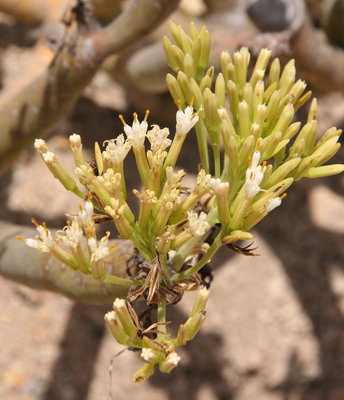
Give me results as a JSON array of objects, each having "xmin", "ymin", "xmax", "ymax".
[{"xmin": 1, "ymin": 8, "xmax": 344, "ymax": 400}]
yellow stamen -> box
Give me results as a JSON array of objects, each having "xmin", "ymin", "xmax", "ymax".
[
  {"xmin": 262, "ymin": 161, "xmax": 267, "ymax": 167},
  {"xmin": 144, "ymin": 109, "xmax": 150, "ymax": 121},
  {"xmin": 16, "ymin": 236, "xmax": 24, "ymax": 241},
  {"xmin": 280, "ymin": 193, "xmax": 287, "ymax": 200},
  {"xmin": 190, "ymin": 96, "xmax": 195, "ymax": 107},
  {"xmin": 177, "ymin": 99, "xmax": 182, "ymax": 111},
  {"xmin": 31, "ymin": 218, "xmax": 39, "ymax": 227},
  {"xmin": 118, "ymin": 114, "xmax": 126, "ymax": 126},
  {"xmin": 133, "ymin": 112, "xmax": 138, "ymax": 123},
  {"xmin": 256, "ymin": 138, "xmax": 262, "ymax": 150}
]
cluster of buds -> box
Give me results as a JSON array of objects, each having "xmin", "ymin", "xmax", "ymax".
[
  {"xmin": 20, "ymin": 23, "xmax": 344, "ymax": 381},
  {"xmin": 105, "ymin": 287, "xmax": 209, "ymax": 382}
]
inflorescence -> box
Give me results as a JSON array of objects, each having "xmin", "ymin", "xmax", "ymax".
[{"xmin": 19, "ymin": 23, "xmax": 344, "ymax": 382}]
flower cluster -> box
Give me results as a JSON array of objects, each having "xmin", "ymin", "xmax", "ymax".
[{"xmin": 20, "ymin": 23, "xmax": 344, "ymax": 381}]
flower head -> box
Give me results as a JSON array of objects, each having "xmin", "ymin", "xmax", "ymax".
[
  {"xmin": 245, "ymin": 151, "xmax": 266, "ymax": 199},
  {"xmin": 176, "ymin": 106, "xmax": 199, "ymax": 136},
  {"xmin": 103, "ymin": 134, "xmax": 131, "ymax": 165},
  {"xmin": 121, "ymin": 111, "xmax": 149, "ymax": 149}
]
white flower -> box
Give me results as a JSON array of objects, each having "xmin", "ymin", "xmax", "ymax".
[
  {"xmin": 141, "ymin": 348, "xmax": 157, "ymax": 363},
  {"xmin": 25, "ymin": 221, "xmax": 54, "ymax": 253},
  {"xmin": 209, "ymin": 178, "xmax": 229, "ymax": 194},
  {"xmin": 176, "ymin": 106, "xmax": 199, "ymax": 136},
  {"xmin": 69, "ymin": 133, "xmax": 82, "ymax": 148},
  {"xmin": 103, "ymin": 135, "xmax": 131, "ymax": 164},
  {"xmin": 245, "ymin": 151, "xmax": 266, "ymax": 198},
  {"xmin": 165, "ymin": 352, "xmax": 181, "ymax": 367},
  {"xmin": 122, "ymin": 112, "xmax": 148, "ymax": 149},
  {"xmin": 266, "ymin": 196, "xmax": 282, "ymax": 212},
  {"xmin": 89, "ymin": 232, "xmax": 111, "ymax": 262},
  {"xmin": 57, "ymin": 219, "xmax": 83, "ymax": 250},
  {"xmin": 187, "ymin": 211, "xmax": 210, "ymax": 236},
  {"xmin": 34, "ymin": 138, "xmax": 48, "ymax": 153},
  {"xmin": 147, "ymin": 125, "xmax": 171, "ymax": 153},
  {"xmin": 78, "ymin": 201, "xmax": 94, "ymax": 225}
]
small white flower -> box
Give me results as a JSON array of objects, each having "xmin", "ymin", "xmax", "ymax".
[
  {"xmin": 42, "ymin": 151, "xmax": 57, "ymax": 165},
  {"xmin": 89, "ymin": 232, "xmax": 111, "ymax": 262},
  {"xmin": 176, "ymin": 106, "xmax": 199, "ymax": 136},
  {"xmin": 103, "ymin": 135, "xmax": 131, "ymax": 164},
  {"xmin": 123, "ymin": 113, "xmax": 148, "ymax": 149},
  {"xmin": 25, "ymin": 221, "xmax": 54, "ymax": 253},
  {"xmin": 266, "ymin": 196, "xmax": 282, "ymax": 212},
  {"xmin": 245, "ymin": 151, "xmax": 266, "ymax": 199},
  {"xmin": 57, "ymin": 219, "xmax": 83, "ymax": 250},
  {"xmin": 69, "ymin": 133, "xmax": 82, "ymax": 148},
  {"xmin": 141, "ymin": 348, "xmax": 156, "ymax": 363},
  {"xmin": 34, "ymin": 138, "xmax": 48, "ymax": 153},
  {"xmin": 165, "ymin": 352, "xmax": 181, "ymax": 367},
  {"xmin": 147, "ymin": 125, "xmax": 171, "ymax": 153},
  {"xmin": 209, "ymin": 178, "xmax": 229, "ymax": 194},
  {"xmin": 187, "ymin": 211, "xmax": 210, "ymax": 236},
  {"xmin": 78, "ymin": 201, "xmax": 94, "ymax": 226}
]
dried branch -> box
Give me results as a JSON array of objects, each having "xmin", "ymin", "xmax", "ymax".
[
  {"xmin": 0, "ymin": 221, "xmax": 132, "ymax": 304},
  {"xmin": 0, "ymin": 0, "xmax": 180, "ymax": 174},
  {"xmin": 0, "ymin": 0, "xmax": 124, "ymax": 25}
]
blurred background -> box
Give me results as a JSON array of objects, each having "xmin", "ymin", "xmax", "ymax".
[{"xmin": 0, "ymin": 0, "xmax": 344, "ymax": 399}]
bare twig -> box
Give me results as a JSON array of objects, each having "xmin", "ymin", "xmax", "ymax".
[{"xmin": 0, "ymin": 0, "xmax": 180, "ymax": 174}]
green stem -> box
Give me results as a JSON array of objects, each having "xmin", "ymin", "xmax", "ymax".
[
  {"xmin": 172, "ymin": 231, "xmax": 223, "ymax": 281},
  {"xmin": 212, "ymin": 142, "xmax": 221, "ymax": 178},
  {"xmin": 159, "ymin": 253, "xmax": 173, "ymax": 286},
  {"xmin": 195, "ymin": 121, "xmax": 210, "ymax": 173},
  {"xmin": 157, "ymin": 296, "xmax": 167, "ymax": 341}
]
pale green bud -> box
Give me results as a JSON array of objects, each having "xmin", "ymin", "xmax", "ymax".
[
  {"xmin": 183, "ymin": 53, "xmax": 196, "ymax": 78},
  {"xmin": 177, "ymin": 71, "xmax": 193, "ymax": 103},
  {"xmin": 133, "ymin": 363, "xmax": 155, "ymax": 383},
  {"xmin": 268, "ymin": 58, "xmax": 281, "ymax": 86},
  {"xmin": 94, "ymin": 141, "xmax": 103, "ymax": 176},
  {"xmin": 166, "ymin": 73, "xmax": 185, "ymax": 106},
  {"xmin": 227, "ymin": 80, "xmax": 239, "ymax": 117},
  {"xmin": 200, "ymin": 74, "xmax": 212, "ymax": 92},
  {"xmin": 113, "ymin": 299, "xmax": 137, "ymax": 338},
  {"xmin": 191, "ymin": 287, "xmax": 210, "ymax": 317},
  {"xmin": 189, "ymin": 78, "xmax": 203, "ymax": 109},
  {"xmin": 215, "ymin": 73, "xmax": 226, "ymax": 107},
  {"xmin": 222, "ymin": 230, "xmax": 253, "ymax": 244},
  {"xmin": 238, "ymin": 101, "xmax": 250, "ymax": 138},
  {"xmin": 199, "ymin": 26, "xmax": 210, "ymax": 69},
  {"xmin": 306, "ymin": 164, "xmax": 344, "ymax": 178},
  {"xmin": 264, "ymin": 157, "xmax": 301, "ymax": 187},
  {"xmin": 104, "ymin": 311, "xmax": 129, "ymax": 345}
]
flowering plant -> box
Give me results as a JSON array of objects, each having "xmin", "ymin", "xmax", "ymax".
[{"xmin": 18, "ymin": 23, "xmax": 344, "ymax": 382}]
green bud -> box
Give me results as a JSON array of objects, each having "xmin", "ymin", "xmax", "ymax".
[
  {"xmin": 113, "ymin": 299, "xmax": 137, "ymax": 338},
  {"xmin": 133, "ymin": 363, "xmax": 155, "ymax": 383},
  {"xmin": 294, "ymin": 90, "xmax": 312, "ymax": 111},
  {"xmin": 220, "ymin": 50, "xmax": 232, "ymax": 81},
  {"xmin": 268, "ymin": 58, "xmax": 281, "ymax": 85},
  {"xmin": 264, "ymin": 157, "xmax": 301, "ymax": 187},
  {"xmin": 284, "ymin": 122, "xmax": 301, "ymax": 140},
  {"xmin": 215, "ymin": 73, "xmax": 226, "ymax": 107},
  {"xmin": 166, "ymin": 73, "xmax": 185, "ymax": 106},
  {"xmin": 94, "ymin": 141, "xmax": 103, "ymax": 176},
  {"xmin": 315, "ymin": 128, "xmax": 341, "ymax": 148},
  {"xmin": 200, "ymin": 74, "xmax": 212, "ymax": 92},
  {"xmin": 163, "ymin": 36, "xmax": 180, "ymax": 71},
  {"xmin": 177, "ymin": 71, "xmax": 193, "ymax": 103},
  {"xmin": 191, "ymin": 287, "xmax": 210, "ymax": 316},
  {"xmin": 183, "ymin": 53, "xmax": 196, "ymax": 78},
  {"xmin": 238, "ymin": 101, "xmax": 250, "ymax": 138},
  {"xmin": 222, "ymin": 230, "xmax": 253, "ymax": 244},
  {"xmin": 239, "ymin": 135, "xmax": 255, "ymax": 164},
  {"xmin": 199, "ymin": 26, "xmax": 211, "ymax": 69},
  {"xmin": 189, "ymin": 78, "xmax": 203, "ymax": 109},
  {"xmin": 104, "ymin": 311, "xmax": 129, "ymax": 345},
  {"xmin": 227, "ymin": 80, "xmax": 239, "ymax": 117},
  {"xmin": 306, "ymin": 164, "xmax": 344, "ymax": 178}
]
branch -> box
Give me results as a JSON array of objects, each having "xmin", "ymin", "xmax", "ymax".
[
  {"xmin": 0, "ymin": 0, "xmax": 125, "ymax": 25},
  {"xmin": 0, "ymin": 221, "xmax": 133, "ymax": 304},
  {"xmin": 0, "ymin": 0, "xmax": 180, "ymax": 174}
]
